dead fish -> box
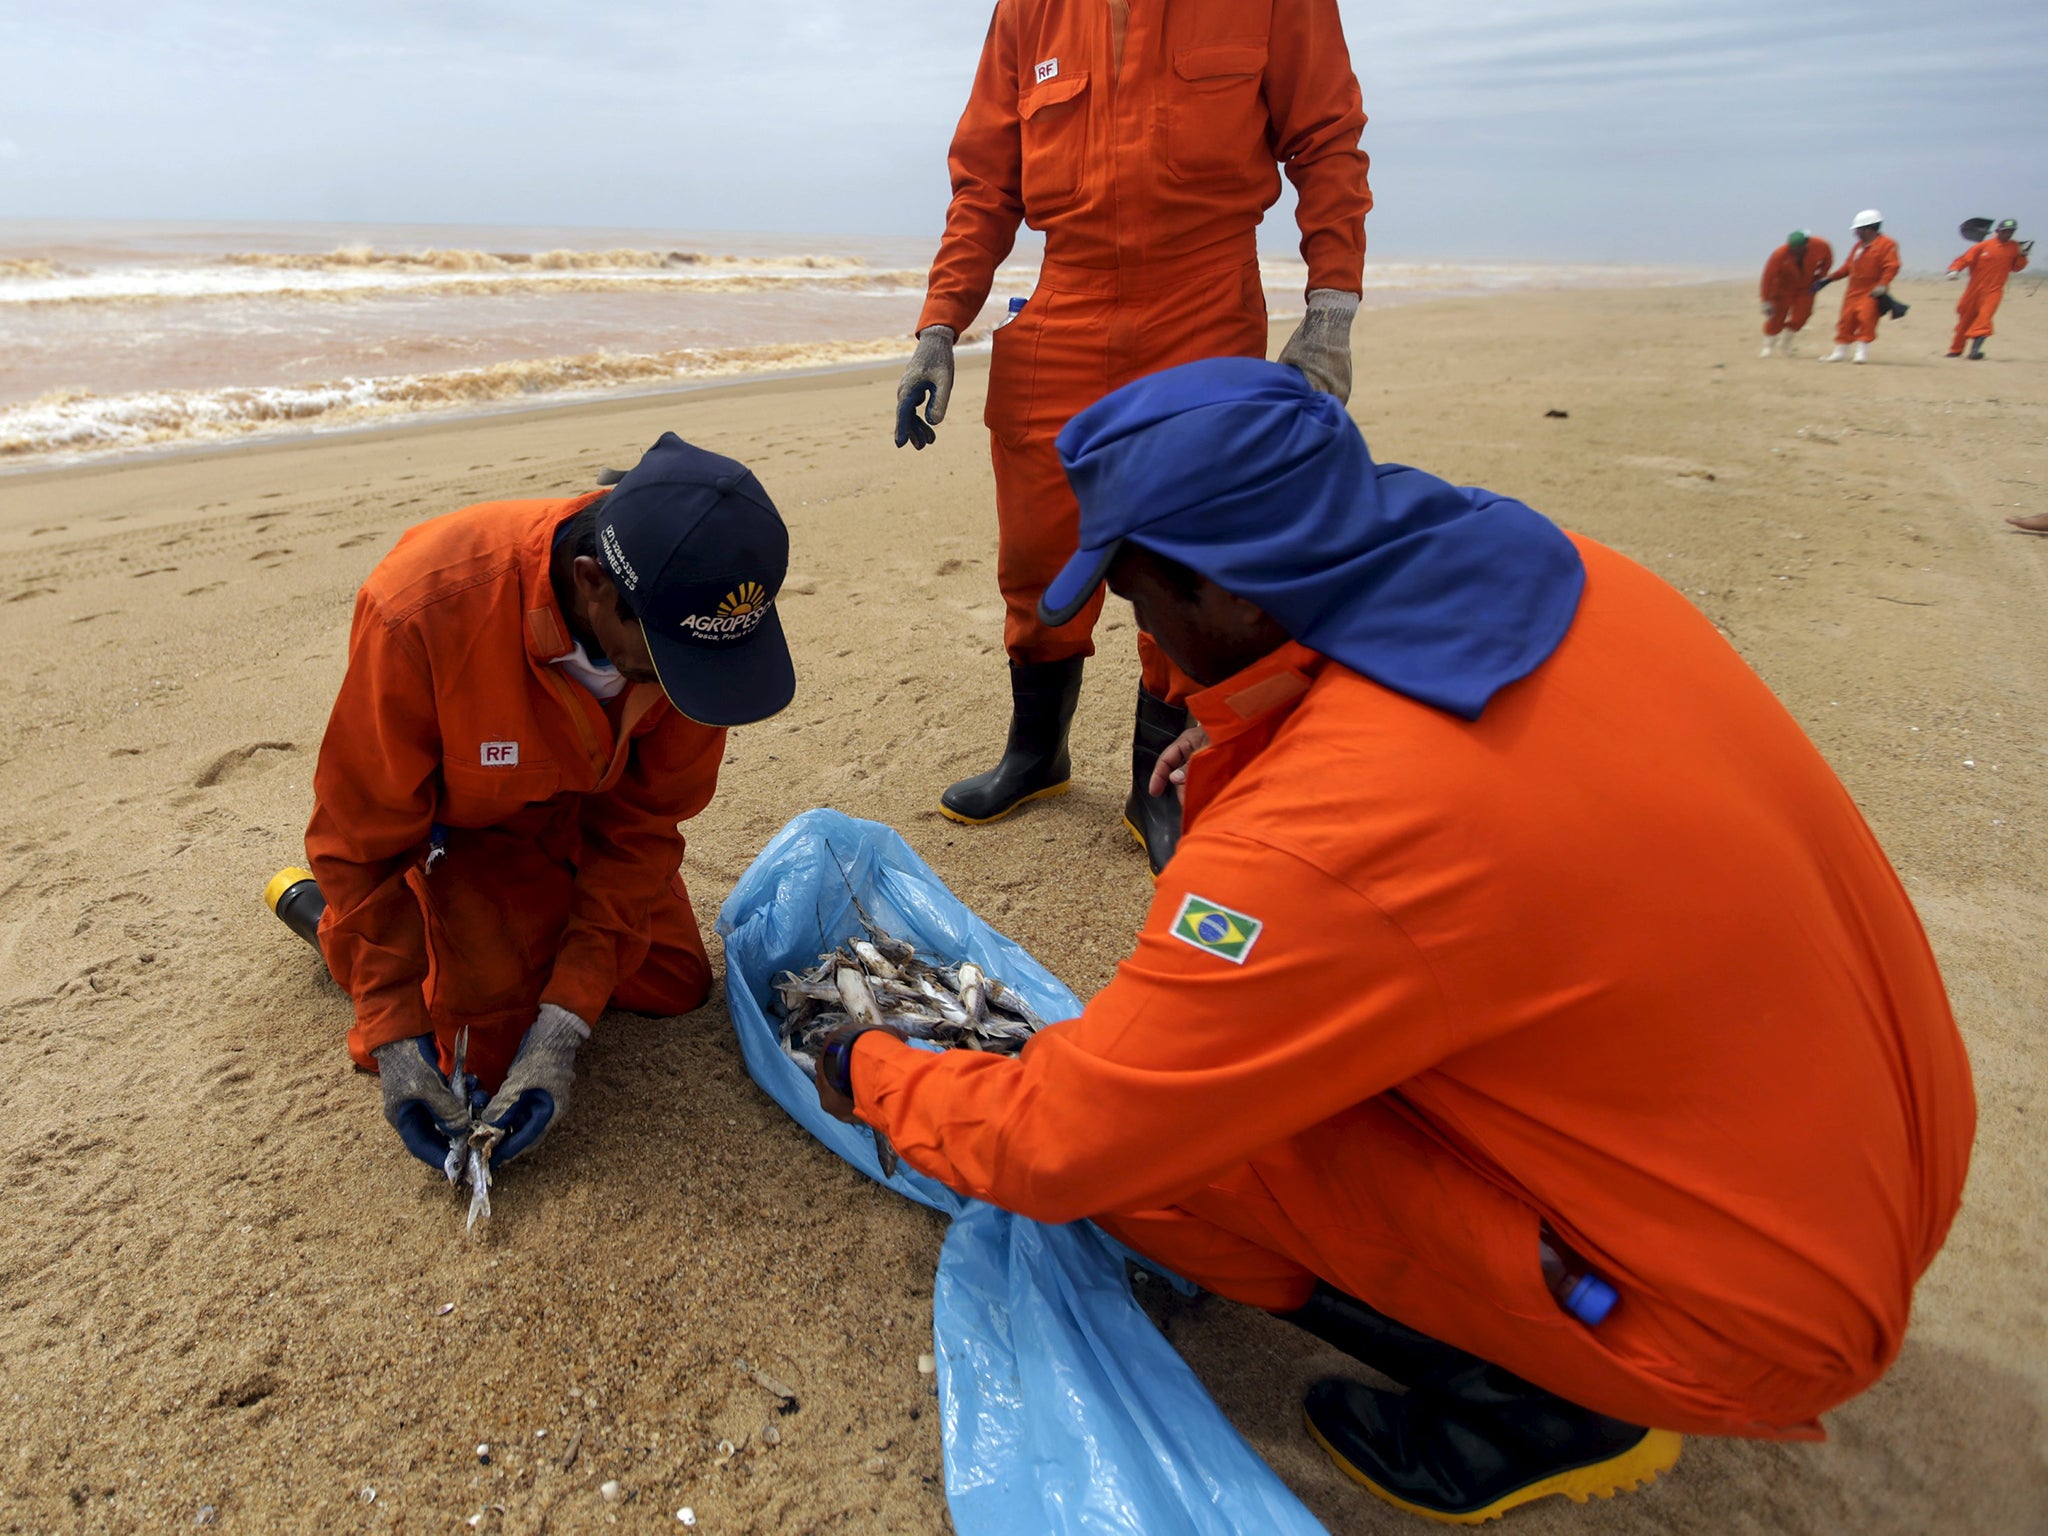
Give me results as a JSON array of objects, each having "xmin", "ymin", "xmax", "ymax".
[
  {"xmin": 770, "ymin": 922, "xmax": 1052, "ymax": 1129},
  {"xmin": 443, "ymin": 1026, "xmax": 499, "ymax": 1233}
]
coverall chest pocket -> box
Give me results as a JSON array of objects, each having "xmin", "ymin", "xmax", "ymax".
[
  {"xmin": 1167, "ymin": 42, "xmax": 1268, "ymax": 181},
  {"xmin": 439, "ymin": 758, "xmax": 562, "ymax": 829},
  {"xmin": 1019, "ymin": 72, "xmax": 1090, "ymax": 213}
]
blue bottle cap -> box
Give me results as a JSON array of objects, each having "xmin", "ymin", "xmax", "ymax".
[
  {"xmin": 1008, "ymin": 296, "xmax": 1027, "ymax": 312},
  {"xmin": 1566, "ymin": 1274, "xmax": 1618, "ymax": 1326}
]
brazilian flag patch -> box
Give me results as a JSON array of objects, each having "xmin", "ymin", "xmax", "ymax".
[{"xmin": 1169, "ymin": 893, "xmax": 1264, "ymax": 965}]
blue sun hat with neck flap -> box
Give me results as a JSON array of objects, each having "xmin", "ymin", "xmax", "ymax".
[{"xmin": 1040, "ymin": 358, "xmax": 1585, "ymax": 719}]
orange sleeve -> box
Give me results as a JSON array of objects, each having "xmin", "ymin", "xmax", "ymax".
[
  {"xmin": 916, "ymin": 4, "xmax": 1025, "ymax": 335},
  {"xmin": 306, "ymin": 589, "xmax": 442, "ymax": 1054},
  {"xmin": 853, "ymin": 834, "xmax": 1452, "ymax": 1224},
  {"xmin": 2014, "ymin": 245, "xmax": 2030, "ymax": 273},
  {"xmin": 542, "ymin": 716, "xmax": 726, "ymax": 1023},
  {"xmin": 1947, "ymin": 248, "xmax": 1973, "ymax": 274},
  {"xmin": 1760, "ymin": 250, "xmax": 1787, "ymax": 298},
  {"xmin": 1265, "ymin": 0, "xmax": 1371, "ymax": 292},
  {"xmin": 1877, "ymin": 239, "xmax": 1901, "ymax": 286}
]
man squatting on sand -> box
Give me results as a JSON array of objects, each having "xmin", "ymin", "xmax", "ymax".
[
  {"xmin": 280, "ymin": 436, "xmax": 794, "ymax": 1171},
  {"xmin": 892, "ymin": 0, "xmax": 1371, "ymax": 875},
  {"xmin": 1756, "ymin": 229, "xmax": 1831, "ymax": 357},
  {"xmin": 817, "ymin": 360, "xmax": 1977, "ymax": 1525}
]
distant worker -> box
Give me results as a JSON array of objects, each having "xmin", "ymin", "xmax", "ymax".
[
  {"xmin": 1758, "ymin": 229, "xmax": 1832, "ymax": 356},
  {"xmin": 892, "ymin": 0, "xmax": 1371, "ymax": 876},
  {"xmin": 1820, "ymin": 211, "xmax": 1902, "ymax": 364},
  {"xmin": 270, "ymin": 435, "xmax": 794, "ymax": 1180},
  {"xmin": 1947, "ymin": 219, "xmax": 2029, "ymax": 360},
  {"xmin": 819, "ymin": 360, "xmax": 1976, "ymax": 1525}
]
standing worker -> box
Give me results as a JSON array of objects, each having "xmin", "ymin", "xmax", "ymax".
[
  {"xmin": 1757, "ymin": 229, "xmax": 1831, "ymax": 356},
  {"xmin": 1820, "ymin": 210, "xmax": 1902, "ymax": 364},
  {"xmin": 1947, "ymin": 219, "xmax": 2029, "ymax": 360},
  {"xmin": 820, "ymin": 360, "xmax": 1975, "ymax": 1524},
  {"xmin": 892, "ymin": 0, "xmax": 1371, "ymax": 875},
  {"xmin": 269, "ymin": 434, "xmax": 795, "ymax": 1179}
]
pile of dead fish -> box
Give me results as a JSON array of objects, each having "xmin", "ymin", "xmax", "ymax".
[{"xmin": 772, "ymin": 921, "xmax": 1048, "ymax": 1174}]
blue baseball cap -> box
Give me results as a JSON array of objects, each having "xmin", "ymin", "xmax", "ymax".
[
  {"xmin": 1040, "ymin": 358, "xmax": 1584, "ymax": 720},
  {"xmin": 598, "ymin": 432, "xmax": 794, "ymax": 727}
]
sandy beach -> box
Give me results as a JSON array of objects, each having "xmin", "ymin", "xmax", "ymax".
[{"xmin": 1, "ymin": 278, "xmax": 2043, "ymax": 1534}]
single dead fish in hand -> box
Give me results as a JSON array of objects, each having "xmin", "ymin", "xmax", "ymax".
[{"xmin": 444, "ymin": 1027, "xmax": 501, "ymax": 1234}]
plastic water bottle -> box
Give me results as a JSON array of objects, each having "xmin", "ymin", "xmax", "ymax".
[
  {"xmin": 996, "ymin": 295, "xmax": 1027, "ymax": 329},
  {"xmin": 1539, "ymin": 1225, "xmax": 1618, "ymax": 1326}
]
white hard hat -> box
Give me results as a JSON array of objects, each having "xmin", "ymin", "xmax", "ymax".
[{"xmin": 1854, "ymin": 209, "xmax": 1883, "ymax": 228}]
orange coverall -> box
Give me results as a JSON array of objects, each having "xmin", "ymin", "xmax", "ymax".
[
  {"xmin": 1948, "ymin": 237, "xmax": 2030, "ymax": 350},
  {"xmin": 1831, "ymin": 234, "xmax": 1902, "ymax": 344},
  {"xmin": 917, "ymin": 0, "xmax": 1370, "ymax": 698},
  {"xmin": 1759, "ymin": 237, "xmax": 1831, "ymax": 335},
  {"xmin": 851, "ymin": 535, "xmax": 1975, "ymax": 1438},
  {"xmin": 307, "ymin": 495, "xmax": 723, "ymax": 1089}
]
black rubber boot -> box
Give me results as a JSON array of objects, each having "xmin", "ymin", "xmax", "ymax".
[
  {"xmin": 940, "ymin": 657, "xmax": 1084, "ymax": 825},
  {"xmin": 1122, "ymin": 686, "xmax": 1187, "ymax": 877},
  {"xmin": 1969, "ymin": 338, "xmax": 1987, "ymax": 360},
  {"xmin": 1303, "ymin": 1375, "xmax": 1679, "ymax": 1524},
  {"xmin": 1281, "ymin": 1285, "xmax": 1680, "ymax": 1523},
  {"xmin": 1280, "ymin": 1282, "xmax": 1491, "ymax": 1388},
  {"xmin": 264, "ymin": 868, "xmax": 327, "ymax": 952}
]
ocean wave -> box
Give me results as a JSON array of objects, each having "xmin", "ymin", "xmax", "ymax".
[
  {"xmin": 0, "ymin": 265, "xmax": 940, "ymax": 307},
  {"xmin": 0, "ymin": 258, "xmax": 59, "ymax": 280},
  {"xmin": 0, "ymin": 338, "xmax": 919, "ymax": 462},
  {"xmin": 220, "ymin": 244, "xmax": 866, "ymax": 273}
]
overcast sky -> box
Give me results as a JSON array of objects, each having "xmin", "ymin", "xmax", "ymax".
[{"xmin": 0, "ymin": 1, "xmax": 2041, "ymax": 264}]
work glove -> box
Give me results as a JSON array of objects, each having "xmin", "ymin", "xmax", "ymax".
[
  {"xmin": 1872, "ymin": 285, "xmax": 1889, "ymax": 300},
  {"xmin": 894, "ymin": 325, "xmax": 957, "ymax": 450},
  {"xmin": 374, "ymin": 1035, "xmax": 473, "ymax": 1171},
  {"xmin": 1277, "ymin": 289, "xmax": 1360, "ymax": 404},
  {"xmin": 1947, "ymin": 270, "xmax": 1962, "ymax": 281},
  {"xmin": 1760, "ymin": 301, "xmax": 1775, "ymax": 315},
  {"xmin": 478, "ymin": 1003, "xmax": 590, "ymax": 1167}
]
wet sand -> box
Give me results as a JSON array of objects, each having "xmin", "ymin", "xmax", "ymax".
[{"xmin": 1, "ymin": 279, "xmax": 2043, "ymax": 1534}]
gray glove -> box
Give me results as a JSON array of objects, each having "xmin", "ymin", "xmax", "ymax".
[
  {"xmin": 374, "ymin": 1035, "xmax": 472, "ymax": 1171},
  {"xmin": 1277, "ymin": 289, "xmax": 1360, "ymax": 404},
  {"xmin": 1872, "ymin": 285, "xmax": 1889, "ymax": 300},
  {"xmin": 1760, "ymin": 301, "xmax": 1776, "ymax": 315},
  {"xmin": 478, "ymin": 1003, "xmax": 590, "ymax": 1166},
  {"xmin": 894, "ymin": 325, "xmax": 956, "ymax": 450}
]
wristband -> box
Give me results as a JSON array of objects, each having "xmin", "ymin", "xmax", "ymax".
[{"xmin": 822, "ymin": 1029, "xmax": 882, "ymax": 1100}]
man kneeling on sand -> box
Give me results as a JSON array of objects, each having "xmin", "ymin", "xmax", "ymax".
[
  {"xmin": 271, "ymin": 434, "xmax": 793, "ymax": 1176},
  {"xmin": 812, "ymin": 360, "xmax": 1976, "ymax": 1524}
]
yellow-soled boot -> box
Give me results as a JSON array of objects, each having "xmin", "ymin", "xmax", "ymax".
[
  {"xmin": 939, "ymin": 657, "xmax": 1084, "ymax": 825},
  {"xmin": 264, "ymin": 867, "xmax": 326, "ymax": 951},
  {"xmin": 1304, "ymin": 1375, "xmax": 1679, "ymax": 1524}
]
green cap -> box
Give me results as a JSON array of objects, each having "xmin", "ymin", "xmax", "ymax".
[
  {"xmin": 1997, "ymin": 219, "xmax": 2018, "ymax": 232},
  {"xmin": 1789, "ymin": 229, "xmax": 1809, "ymax": 244}
]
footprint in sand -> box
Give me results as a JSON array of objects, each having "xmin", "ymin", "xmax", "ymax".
[
  {"xmin": 249, "ymin": 549, "xmax": 293, "ymax": 565},
  {"xmin": 337, "ymin": 531, "xmax": 382, "ymax": 550},
  {"xmin": 194, "ymin": 741, "xmax": 298, "ymax": 789}
]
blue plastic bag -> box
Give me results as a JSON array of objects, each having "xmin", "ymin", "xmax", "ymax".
[{"xmin": 717, "ymin": 809, "xmax": 1327, "ymax": 1536}]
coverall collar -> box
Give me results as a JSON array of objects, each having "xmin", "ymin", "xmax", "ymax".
[
  {"xmin": 1187, "ymin": 640, "xmax": 1325, "ymax": 746},
  {"xmin": 521, "ymin": 490, "xmax": 610, "ymax": 664}
]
